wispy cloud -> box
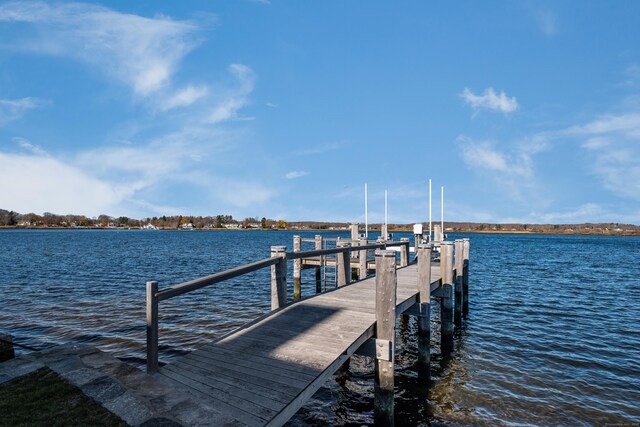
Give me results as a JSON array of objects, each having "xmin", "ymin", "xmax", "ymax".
[
  {"xmin": 458, "ymin": 134, "xmax": 550, "ymax": 210},
  {"xmin": 459, "ymin": 136, "xmax": 533, "ymax": 177},
  {"xmin": 160, "ymin": 85, "xmax": 209, "ymax": 111},
  {"xmin": 0, "ymin": 3, "xmax": 266, "ymax": 217},
  {"xmin": 285, "ymin": 170, "xmax": 308, "ymax": 179},
  {"xmin": 561, "ymin": 112, "xmax": 640, "ymax": 201},
  {"xmin": 0, "ymin": 150, "xmax": 134, "ymax": 216},
  {"xmin": 531, "ymin": 7, "xmax": 557, "ymax": 36},
  {"xmin": 620, "ymin": 64, "xmax": 640, "ymax": 89},
  {"xmin": 460, "ymin": 87, "xmax": 518, "ymax": 115},
  {"xmin": 0, "ymin": 1, "xmax": 201, "ymax": 96},
  {"xmin": 295, "ymin": 142, "xmax": 342, "ymax": 156},
  {"xmin": 13, "ymin": 137, "xmax": 47, "ymax": 156},
  {"xmin": 535, "ymin": 204, "xmax": 606, "ymax": 223},
  {"xmin": 0, "ymin": 96, "xmax": 48, "ymax": 125},
  {"xmin": 207, "ymin": 64, "xmax": 256, "ymax": 123}
]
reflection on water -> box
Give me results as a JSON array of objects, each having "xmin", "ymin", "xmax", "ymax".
[{"xmin": 1, "ymin": 230, "xmax": 639, "ymax": 425}]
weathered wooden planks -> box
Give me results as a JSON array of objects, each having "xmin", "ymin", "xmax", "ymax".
[{"xmin": 158, "ymin": 260, "xmax": 444, "ymax": 426}]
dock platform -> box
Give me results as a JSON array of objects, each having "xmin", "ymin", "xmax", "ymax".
[
  {"xmin": 144, "ymin": 236, "xmax": 470, "ymax": 426},
  {"xmin": 156, "ymin": 263, "xmax": 440, "ymax": 426}
]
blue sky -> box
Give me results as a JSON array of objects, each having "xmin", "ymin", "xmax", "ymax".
[{"xmin": 1, "ymin": 1, "xmax": 640, "ymax": 224}]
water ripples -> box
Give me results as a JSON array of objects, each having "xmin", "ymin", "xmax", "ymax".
[{"xmin": 1, "ymin": 230, "xmax": 639, "ymax": 425}]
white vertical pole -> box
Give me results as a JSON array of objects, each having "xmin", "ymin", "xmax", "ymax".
[
  {"xmin": 441, "ymin": 185, "xmax": 444, "ymax": 238},
  {"xmin": 384, "ymin": 190, "xmax": 388, "ymax": 234},
  {"xmin": 429, "ymin": 179, "xmax": 432, "ymax": 241},
  {"xmin": 365, "ymin": 183, "xmax": 369, "ymax": 238}
]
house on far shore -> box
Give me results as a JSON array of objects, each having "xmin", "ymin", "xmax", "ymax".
[
  {"xmin": 224, "ymin": 223, "xmax": 240, "ymax": 229},
  {"xmin": 180, "ymin": 223, "xmax": 195, "ymax": 230},
  {"xmin": 141, "ymin": 223, "xmax": 159, "ymax": 230}
]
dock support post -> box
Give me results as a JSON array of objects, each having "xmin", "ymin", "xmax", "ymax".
[
  {"xmin": 463, "ymin": 238, "xmax": 470, "ymax": 318},
  {"xmin": 416, "ymin": 244, "xmax": 432, "ymax": 384},
  {"xmin": 381, "ymin": 224, "xmax": 388, "ymax": 241},
  {"xmin": 358, "ymin": 238, "xmax": 368, "ymax": 280},
  {"xmin": 440, "ymin": 242, "xmax": 454, "ymax": 354},
  {"xmin": 271, "ymin": 246, "xmax": 287, "ymax": 309},
  {"xmin": 146, "ymin": 280, "xmax": 159, "ymax": 374},
  {"xmin": 454, "ymin": 240, "xmax": 464, "ymax": 328},
  {"xmin": 0, "ymin": 333, "xmax": 15, "ymax": 362},
  {"xmin": 374, "ymin": 249, "xmax": 397, "ymax": 426},
  {"xmin": 400, "ymin": 238, "xmax": 410, "ymax": 267},
  {"xmin": 414, "ymin": 232, "xmax": 423, "ymax": 262},
  {"xmin": 293, "ymin": 235, "xmax": 302, "ymax": 300},
  {"xmin": 350, "ymin": 224, "xmax": 359, "ymax": 241},
  {"xmin": 336, "ymin": 241, "xmax": 351, "ymax": 287},
  {"xmin": 315, "ymin": 235, "xmax": 323, "ymax": 293}
]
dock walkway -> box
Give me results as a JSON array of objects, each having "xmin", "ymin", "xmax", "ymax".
[{"xmin": 156, "ymin": 262, "xmax": 442, "ymax": 426}]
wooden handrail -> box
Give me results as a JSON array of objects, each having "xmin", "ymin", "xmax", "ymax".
[
  {"xmin": 286, "ymin": 240, "xmax": 407, "ymax": 260},
  {"xmin": 147, "ymin": 238, "xmax": 411, "ymax": 373},
  {"xmin": 156, "ymin": 257, "xmax": 280, "ymax": 302}
]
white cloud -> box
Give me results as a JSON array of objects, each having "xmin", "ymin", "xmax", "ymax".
[
  {"xmin": 295, "ymin": 142, "xmax": 342, "ymax": 156},
  {"xmin": 460, "ymin": 87, "xmax": 519, "ymax": 114},
  {"xmin": 0, "ymin": 97, "xmax": 48, "ymax": 125},
  {"xmin": 0, "ymin": 1, "xmax": 201, "ymax": 96},
  {"xmin": 285, "ymin": 171, "xmax": 308, "ymax": 179},
  {"xmin": 207, "ymin": 64, "xmax": 256, "ymax": 124},
  {"xmin": 160, "ymin": 85, "xmax": 209, "ymax": 111},
  {"xmin": 565, "ymin": 112, "xmax": 640, "ymax": 139},
  {"xmin": 0, "ymin": 151, "xmax": 133, "ymax": 216},
  {"xmin": 459, "ymin": 137, "xmax": 533, "ymax": 177},
  {"xmin": 532, "ymin": 8, "xmax": 557, "ymax": 36},
  {"xmin": 266, "ymin": 102, "xmax": 278, "ymax": 108},
  {"xmin": 13, "ymin": 137, "xmax": 47, "ymax": 156},
  {"xmin": 210, "ymin": 179, "xmax": 274, "ymax": 207},
  {"xmin": 0, "ymin": 4, "xmax": 268, "ymax": 218},
  {"xmin": 561, "ymin": 112, "xmax": 640, "ymax": 201}
]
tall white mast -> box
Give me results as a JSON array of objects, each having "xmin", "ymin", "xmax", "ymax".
[
  {"xmin": 429, "ymin": 179, "xmax": 432, "ymax": 241},
  {"xmin": 384, "ymin": 189, "xmax": 388, "ymax": 233},
  {"xmin": 441, "ymin": 185, "xmax": 444, "ymax": 236},
  {"xmin": 365, "ymin": 183, "xmax": 368, "ymax": 238}
]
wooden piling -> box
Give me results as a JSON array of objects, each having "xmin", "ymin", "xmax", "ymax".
[
  {"xmin": 315, "ymin": 235, "xmax": 323, "ymax": 293},
  {"xmin": 336, "ymin": 241, "xmax": 351, "ymax": 287},
  {"xmin": 358, "ymin": 238, "xmax": 368, "ymax": 280},
  {"xmin": 381, "ymin": 224, "xmax": 388, "ymax": 241},
  {"xmin": 454, "ymin": 239, "xmax": 464, "ymax": 328},
  {"xmin": 400, "ymin": 237, "xmax": 410, "ymax": 267},
  {"xmin": 350, "ymin": 224, "xmax": 359, "ymax": 240},
  {"xmin": 413, "ymin": 223, "xmax": 424, "ymax": 260},
  {"xmin": 271, "ymin": 246, "xmax": 287, "ymax": 309},
  {"xmin": 434, "ymin": 224, "xmax": 443, "ymax": 243},
  {"xmin": 463, "ymin": 238, "xmax": 470, "ymax": 317},
  {"xmin": 416, "ymin": 243, "xmax": 432, "ymax": 384},
  {"xmin": 440, "ymin": 242, "xmax": 454, "ymax": 354},
  {"xmin": 0, "ymin": 333, "xmax": 15, "ymax": 362},
  {"xmin": 293, "ymin": 236, "xmax": 302, "ymax": 300},
  {"xmin": 146, "ymin": 280, "xmax": 159, "ymax": 374},
  {"xmin": 374, "ymin": 249, "xmax": 397, "ymax": 426}
]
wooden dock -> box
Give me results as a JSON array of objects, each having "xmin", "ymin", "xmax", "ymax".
[{"xmin": 145, "ymin": 235, "xmax": 470, "ymax": 426}]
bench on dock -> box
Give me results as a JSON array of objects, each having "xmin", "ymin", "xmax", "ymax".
[{"xmin": 145, "ymin": 236, "xmax": 470, "ymax": 426}]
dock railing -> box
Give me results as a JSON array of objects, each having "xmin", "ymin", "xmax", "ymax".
[{"xmin": 145, "ymin": 238, "xmax": 411, "ymax": 373}]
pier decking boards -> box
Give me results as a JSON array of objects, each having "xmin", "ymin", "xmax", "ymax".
[{"xmin": 156, "ymin": 262, "xmax": 442, "ymax": 426}]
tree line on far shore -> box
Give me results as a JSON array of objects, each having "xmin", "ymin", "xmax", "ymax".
[
  {"xmin": 1, "ymin": 208, "xmax": 639, "ymax": 235},
  {"xmin": 0, "ymin": 209, "xmax": 286, "ymax": 230}
]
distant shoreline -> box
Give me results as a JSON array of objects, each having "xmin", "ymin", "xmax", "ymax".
[{"xmin": 1, "ymin": 225, "xmax": 638, "ymax": 237}]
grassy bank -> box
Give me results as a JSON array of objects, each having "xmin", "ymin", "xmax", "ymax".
[{"xmin": 0, "ymin": 367, "xmax": 127, "ymax": 427}]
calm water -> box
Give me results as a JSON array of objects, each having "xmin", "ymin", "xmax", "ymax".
[{"xmin": 1, "ymin": 229, "xmax": 639, "ymax": 426}]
